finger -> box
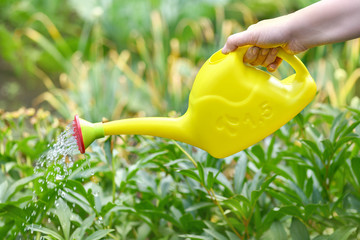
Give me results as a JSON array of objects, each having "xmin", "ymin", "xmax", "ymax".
[
  {"xmin": 267, "ymin": 57, "xmax": 283, "ymax": 72},
  {"xmin": 250, "ymin": 48, "xmax": 269, "ymax": 66},
  {"xmin": 262, "ymin": 48, "xmax": 279, "ymax": 68},
  {"xmin": 222, "ymin": 31, "xmax": 255, "ymax": 54},
  {"xmin": 243, "ymin": 46, "xmax": 260, "ymax": 63}
]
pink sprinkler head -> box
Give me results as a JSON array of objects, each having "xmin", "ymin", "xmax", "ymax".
[{"xmin": 73, "ymin": 115, "xmax": 85, "ymax": 154}]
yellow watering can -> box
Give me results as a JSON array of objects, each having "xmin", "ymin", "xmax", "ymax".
[{"xmin": 73, "ymin": 46, "xmax": 316, "ymax": 158}]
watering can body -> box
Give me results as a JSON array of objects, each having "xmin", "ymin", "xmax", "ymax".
[
  {"xmin": 74, "ymin": 47, "xmax": 316, "ymax": 158},
  {"xmin": 180, "ymin": 48, "xmax": 316, "ymax": 157}
]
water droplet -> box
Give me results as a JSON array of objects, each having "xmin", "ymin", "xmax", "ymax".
[
  {"xmin": 35, "ymin": 123, "xmax": 79, "ymax": 181},
  {"xmin": 56, "ymin": 174, "xmax": 65, "ymax": 181}
]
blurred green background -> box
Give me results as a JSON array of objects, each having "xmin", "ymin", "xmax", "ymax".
[{"xmin": 4, "ymin": 0, "xmax": 348, "ymax": 120}]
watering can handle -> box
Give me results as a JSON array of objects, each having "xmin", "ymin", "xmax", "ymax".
[
  {"xmin": 234, "ymin": 46, "xmax": 309, "ymax": 80},
  {"xmin": 276, "ymin": 48, "xmax": 309, "ymax": 79}
]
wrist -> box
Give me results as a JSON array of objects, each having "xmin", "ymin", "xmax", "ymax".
[{"xmin": 281, "ymin": 12, "xmax": 310, "ymax": 53}]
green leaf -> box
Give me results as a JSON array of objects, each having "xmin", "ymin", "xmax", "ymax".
[
  {"xmin": 85, "ymin": 229, "xmax": 114, "ymax": 240},
  {"xmin": 70, "ymin": 214, "xmax": 95, "ymax": 240},
  {"xmin": 329, "ymin": 113, "xmax": 346, "ymax": 142},
  {"xmin": 186, "ymin": 202, "xmax": 213, "ymax": 212},
  {"xmin": 251, "ymin": 145, "xmax": 265, "ymax": 163},
  {"xmin": 204, "ymin": 222, "xmax": 228, "ymax": 240},
  {"xmin": 87, "ymin": 188, "xmax": 96, "ymax": 209},
  {"xmin": 3, "ymin": 174, "xmax": 41, "ymax": 202},
  {"xmin": 261, "ymin": 221, "xmax": 287, "ymax": 240},
  {"xmin": 301, "ymin": 140, "xmax": 322, "ymax": 160},
  {"xmin": 24, "ymin": 28, "xmax": 70, "ymax": 71},
  {"xmin": 55, "ymin": 198, "xmax": 71, "ymax": 240},
  {"xmin": 178, "ymin": 234, "xmax": 209, "ymax": 240},
  {"xmin": 136, "ymin": 223, "xmax": 151, "ymax": 240},
  {"xmin": 197, "ymin": 161, "xmax": 205, "ymax": 185},
  {"xmin": 321, "ymin": 139, "xmax": 334, "ymax": 162},
  {"xmin": 266, "ymin": 189, "xmax": 293, "ymax": 205},
  {"xmin": 305, "ymin": 177, "xmax": 314, "ymax": 199},
  {"xmin": 180, "ymin": 213, "xmax": 206, "ymax": 232},
  {"xmin": 251, "ymin": 175, "xmax": 276, "ymax": 205},
  {"xmin": 234, "ymin": 155, "xmax": 247, "ymax": 194},
  {"xmin": 312, "ymin": 235, "xmax": 329, "ymax": 240},
  {"xmin": 207, "ymin": 171, "xmax": 215, "ymax": 189},
  {"xmin": 64, "ymin": 179, "xmax": 88, "ymax": 199},
  {"xmin": 0, "ymin": 204, "xmax": 26, "ymax": 222},
  {"xmin": 223, "ymin": 195, "xmax": 251, "ymax": 219},
  {"xmin": 328, "ymin": 227, "xmax": 357, "ymax": 240},
  {"xmin": 290, "ymin": 217, "xmax": 310, "ymax": 240},
  {"xmin": 27, "ymin": 224, "xmax": 64, "ymax": 240},
  {"xmin": 226, "ymin": 231, "xmax": 241, "ymax": 240},
  {"xmin": 351, "ymin": 157, "xmax": 360, "ymax": 185},
  {"xmin": 140, "ymin": 150, "xmax": 168, "ymax": 164},
  {"xmin": 104, "ymin": 136, "xmax": 112, "ymax": 165},
  {"xmin": 338, "ymin": 120, "xmax": 360, "ymax": 140},
  {"xmin": 178, "ymin": 169, "xmax": 201, "ymax": 183}
]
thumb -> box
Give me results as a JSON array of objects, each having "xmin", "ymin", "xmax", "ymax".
[{"xmin": 222, "ymin": 31, "xmax": 256, "ymax": 54}]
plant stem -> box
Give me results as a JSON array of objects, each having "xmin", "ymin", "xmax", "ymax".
[
  {"xmin": 172, "ymin": 140, "xmax": 197, "ymax": 168},
  {"xmin": 210, "ymin": 188, "xmax": 243, "ymax": 239}
]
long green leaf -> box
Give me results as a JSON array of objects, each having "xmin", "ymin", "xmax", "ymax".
[
  {"xmin": 55, "ymin": 198, "xmax": 71, "ymax": 240},
  {"xmin": 70, "ymin": 214, "xmax": 95, "ymax": 240},
  {"xmin": 4, "ymin": 174, "xmax": 41, "ymax": 202},
  {"xmin": 85, "ymin": 229, "xmax": 114, "ymax": 240},
  {"xmin": 234, "ymin": 155, "xmax": 247, "ymax": 194},
  {"xmin": 27, "ymin": 224, "xmax": 64, "ymax": 240},
  {"xmin": 178, "ymin": 169, "xmax": 201, "ymax": 183},
  {"xmin": 290, "ymin": 217, "xmax": 310, "ymax": 240},
  {"xmin": 328, "ymin": 227, "xmax": 357, "ymax": 240}
]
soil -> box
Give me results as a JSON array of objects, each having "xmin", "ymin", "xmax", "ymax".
[{"xmin": 0, "ymin": 57, "xmax": 47, "ymax": 111}]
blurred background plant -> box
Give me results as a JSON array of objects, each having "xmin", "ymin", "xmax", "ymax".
[{"xmin": 1, "ymin": 0, "xmax": 360, "ymax": 239}]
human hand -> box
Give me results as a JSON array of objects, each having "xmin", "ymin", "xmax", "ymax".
[{"xmin": 222, "ymin": 16, "xmax": 308, "ymax": 72}]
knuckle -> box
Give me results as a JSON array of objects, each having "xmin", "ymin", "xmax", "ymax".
[{"xmin": 227, "ymin": 34, "xmax": 237, "ymax": 44}]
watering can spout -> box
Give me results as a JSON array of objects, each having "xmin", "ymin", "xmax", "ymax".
[
  {"xmin": 73, "ymin": 115, "xmax": 105, "ymax": 154},
  {"xmin": 73, "ymin": 115, "xmax": 191, "ymax": 154},
  {"xmin": 102, "ymin": 116, "xmax": 191, "ymax": 143}
]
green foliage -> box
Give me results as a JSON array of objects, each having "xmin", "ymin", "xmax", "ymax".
[{"xmin": 2, "ymin": 101, "xmax": 360, "ymax": 239}]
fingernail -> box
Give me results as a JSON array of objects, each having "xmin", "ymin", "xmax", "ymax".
[
  {"xmin": 252, "ymin": 47, "xmax": 259, "ymax": 55},
  {"xmin": 222, "ymin": 48, "xmax": 229, "ymax": 54},
  {"xmin": 269, "ymin": 63, "xmax": 277, "ymax": 71},
  {"xmin": 271, "ymin": 48, "xmax": 278, "ymax": 55},
  {"xmin": 261, "ymin": 48, "xmax": 269, "ymax": 56}
]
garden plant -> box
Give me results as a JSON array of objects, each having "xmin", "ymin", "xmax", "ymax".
[{"xmin": 1, "ymin": 0, "xmax": 360, "ymax": 239}]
